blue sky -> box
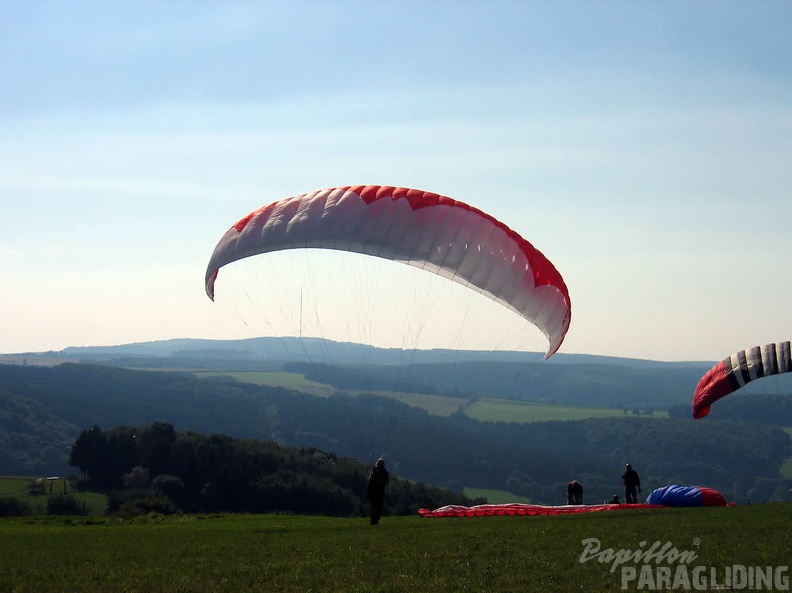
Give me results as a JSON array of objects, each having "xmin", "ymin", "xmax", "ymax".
[{"xmin": 1, "ymin": 1, "xmax": 791, "ymax": 361}]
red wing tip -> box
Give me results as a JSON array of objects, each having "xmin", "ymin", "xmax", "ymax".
[{"xmin": 692, "ymin": 407, "xmax": 710, "ymax": 419}]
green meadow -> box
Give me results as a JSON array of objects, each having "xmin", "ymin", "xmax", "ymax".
[
  {"xmin": 1, "ymin": 504, "xmax": 790, "ymax": 593},
  {"xmin": 0, "ymin": 476, "xmax": 107, "ymax": 516},
  {"xmin": 465, "ymin": 398, "xmax": 667, "ymax": 423},
  {"xmin": 194, "ymin": 370, "xmax": 469, "ymax": 416},
  {"xmin": 193, "ymin": 371, "xmax": 337, "ymax": 397},
  {"xmin": 191, "ymin": 370, "xmax": 670, "ymax": 422}
]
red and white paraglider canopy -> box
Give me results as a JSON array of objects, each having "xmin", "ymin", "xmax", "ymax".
[{"xmin": 205, "ymin": 185, "xmax": 571, "ymax": 359}]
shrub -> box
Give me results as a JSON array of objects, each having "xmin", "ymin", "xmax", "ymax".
[
  {"xmin": 108, "ymin": 488, "xmax": 178, "ymax": 517},
  {"xmin": 46, "ymin": 494, "xmax": 89, "ymax": 516},
  {"xmin": 117, "ymin": 495, "xmax": 178, "ymax": 517},
  {"xmin": 0, "ymin": 496, "xmax": 32, "ymax": 517},
  {"xmin": 151, "ymin": 474, "xmax": 185, "ymax": 508}
]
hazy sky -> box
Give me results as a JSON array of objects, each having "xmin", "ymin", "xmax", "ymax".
[{"xmin": 2, "ymin": 1, "xmax": 791, "ymax": 361}]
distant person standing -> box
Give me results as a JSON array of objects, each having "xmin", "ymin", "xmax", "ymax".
[
  {"xmin": 367, "ymin": 458, "xmax": 389, "ymax": 525},
  {"xmin": 567, "ymin": 480, "xmax": 584, "ymax": 505},
  {"xmin": 622, "ymin": 463, "xmax": 641, "ymax": 504}
]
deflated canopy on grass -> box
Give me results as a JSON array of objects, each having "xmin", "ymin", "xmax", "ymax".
[
  {"xmin": 418, "ymin": 502, "xmax": 663, "ymax": 517},
  {"xmin": 645, "ymin": 485, "xmax": 729, "ymax": 507}
]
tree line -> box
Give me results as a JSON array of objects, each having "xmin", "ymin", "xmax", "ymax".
[
  {"xmin": 668, "ymin": 394, "xmax": 792, "ymax": 425},
  {"xmin": 68, "ymin": 422, "xmax": 482, "ymax": 517},
  {"xmin": 286, "ymin": 360, "xmax": 710, "ymax": 409},
  {"xmin": 1, "ymin": 363, "xmax": 790, "ymax": 505}
]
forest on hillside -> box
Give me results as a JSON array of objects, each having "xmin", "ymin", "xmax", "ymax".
[
  {"xmin": 4, "ymin": 340, "xmax": 723, "ymax": 409},
  {"xmin": 64, "ymin": 422, "xmax": 479, "ymax": 517},
  {"xmin": 1, "ymin": 362, "xmax": 791, "ymax": 505},
  {"xmin": 286, "ymin": 360, "xmax": 709, "ymax": 408}
]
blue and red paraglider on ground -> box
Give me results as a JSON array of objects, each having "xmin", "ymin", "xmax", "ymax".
[{"xmin": 418, "ymin": 485, "xmax": 730, "ymax": 517}]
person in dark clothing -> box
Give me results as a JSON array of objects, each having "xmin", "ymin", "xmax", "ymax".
[
  {"xmin": 567, "ymin": 480, "xmax": 584, "ymax": 505},
  {"xmin": 622, "ymin": 463, "xmax": 641, "ymax": 504},
  {"xmin": 367, "ymin": 458, "xmax": 389, "ymax": 525}
]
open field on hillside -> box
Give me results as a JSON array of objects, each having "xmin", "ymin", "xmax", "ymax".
[
  {"xmin": 194, "ymin": 370, "xmax": 468, "ymax": 415},
  {"xmin": 189, "ymin": 369, "xmax": 792, "ymax": 475},
  {"xmin": 194, "ymin": 370, "xmax": 337, "ymax": 396},
  {"xmin": 192, "ymin": 370, "xmax": 673, "ymax": 422},
  {"xmin": 1, "ymin": 504, "xmax": 790, "ymax": 593},
  {"xmin": 0, "ymin": 476, "xmax": 107, "ymax": 515},
  {"xmin": 466, "ymin": 397, "xmax": 668, "ymax": 423}
]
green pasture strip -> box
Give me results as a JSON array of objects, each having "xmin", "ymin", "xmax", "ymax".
[
  {"xmin": 193, "ymin": 371, "xmax": 336, "ymax": 396},
  {"xmin": 0, "ymin": 476, "xmax": 35, "ymax": 499},
  {"xmin": 351, "ymin": 390, "xmax": 466, "ymax": 416},
  {"xmin": 1, "ymin": 505, "xmax": 790, "ymax": 593},
  {"xmin": 195, "ymin": 370, "xmax": 667, "ymax": 423},
  {"xmin": 465, "ymin": 398, "xmax": 668, "ymax": 423},
  {"xmin": 464, "ymin": 487, "xmax": 532, "ymax": 504},
  {"xmin": 192, "ymin": 371, "xmax": 677, "ymax": 423},
  {"xmin": 0, "ymin": 476, "xmax": 56, "ymax": 514},
  {"xmin": 0, "ymin": 476, "xmax": 107, "ymax": 516},
  {"xmin": 0, "ymin": 475, "xmax": 32, "ymax": 493},
  {"xmin": 193, "ymin": 371, "xmax": 467, "ymax": 415}
]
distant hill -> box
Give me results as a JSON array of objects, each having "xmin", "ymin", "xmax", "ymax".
[
  {"xmin": 4, "ymin": 337, "xmax": 790, "ymax": 410},
  {"xmin": 0, "ymin": 336, "xmax": 715, "ymax": 367}
]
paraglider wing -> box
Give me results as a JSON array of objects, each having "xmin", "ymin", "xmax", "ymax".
[
  {"xmin": 645, "ymin": 485, "xmax": 727, "ymax": 507},
  {"xmin": 418, "ymin": 502, "xmax": 662, "ymax": 517},
  {"xmin": 692, "ymin": 341, "xmax": 791, "ymax": 419},
  {"xmin": 698, "ymin": 486, "xmax": 728, "ymax": 507},
  {"xmin": 205, "ymin": 185, "xmax": 571, "ymax": 358}
]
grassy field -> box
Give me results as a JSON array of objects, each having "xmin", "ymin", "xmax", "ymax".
[
  {"xmin": 194, "ymin": 370, "xmax": 468, "ymax": 416},
  {"xmin": 193, "ymin": 370, "xmax": 676, "ymax": 422},
  {"xmin": 188, "ymin": 371, "xmax": 792, "ymax": 476},
  {"xmin": 465, "ymin": 398, "xmax": 668, "ymax": 423},
  {"xmin": 1, "ymin": 504, "xmax": 790, "ymax": 593},
  {"xmin": 193, "ymin": 371, "xmax": 337, "ymax": 397},
  {"xmin": 186, "ymin": 370, "xmax": 792, "ymax": 479},
  {"xmin": 0, "ymin": 476, "xmax": 107, "ymax": 516}
]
